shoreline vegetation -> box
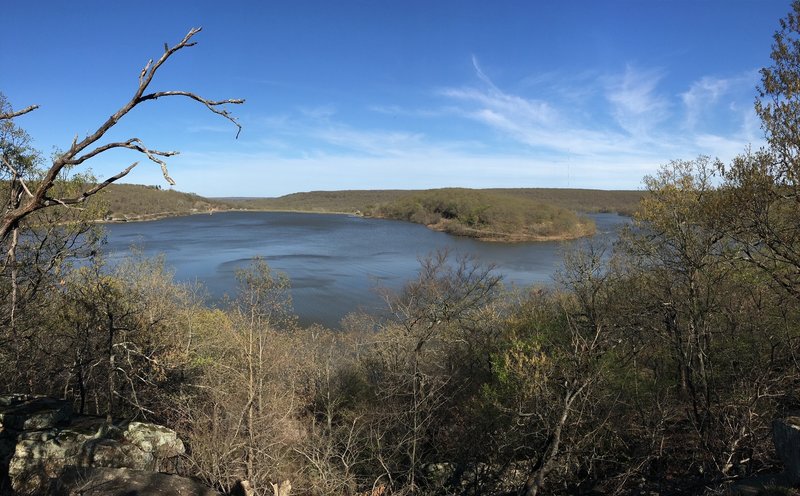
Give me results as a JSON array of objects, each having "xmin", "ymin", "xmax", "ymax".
[
  {"xmin": 96, "ymin": 184, "xmax": 644, "ymax": 241},
  {"xmin": 360, "ymin": 188, "xmax": 597, "ymax": 242}
]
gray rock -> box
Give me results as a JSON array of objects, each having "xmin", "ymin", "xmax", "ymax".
[
  {"xmin": 123, "ymin": 421, "xmax": 185, "ymax": 459},
  {"xmin": 423, "ymin": 462, "xmax": 455, "ymax": 486},
  {"xmin": 51, "ymin": 467, "xmax": 221, "ymax": 495},
  {"xmin": 729, "ymin": 472, "xmax": 794, "ymax": 495},
  {"xmin": 0, "ymin": 394, "xmax": 194, "ymax": 494},
  {"xmin": 0, "ymin": 394, "xmax": 72, "ymax": 430},
  {"xmin": 8, "ymin": 416, "xmax": 187, "ymax": 494},
  {"xmin": 0, "ymin": 395, "xmax": 75, "ymax": 492},
  {"xmin": 773, "ymin": 416, "xmax": 800, "ymax": 483}
]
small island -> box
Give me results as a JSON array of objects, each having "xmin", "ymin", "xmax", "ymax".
[{"xmin": 362, "ymin": 188, "xmax": 596, "ymax": 242}]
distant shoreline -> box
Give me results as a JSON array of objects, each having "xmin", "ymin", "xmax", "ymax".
[
  {"xmin": 98, "ymin": 208, "xmax": 354, "ymax": 224},
  {"xmin": 96, "ymin": 184, "xmax": 642, "ymax": 242},
  {"xmin": 97, "ymin": 208, "xmax": 602, "ymax": 243}
]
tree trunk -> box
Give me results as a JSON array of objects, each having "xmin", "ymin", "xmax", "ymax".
[
  {"xmin": 520, "ymin": 388, "xmax": 580, "ymax": 496},
  {"xmin": 106, "ymin": 314, "xmax": 115, "ymax": 423}
]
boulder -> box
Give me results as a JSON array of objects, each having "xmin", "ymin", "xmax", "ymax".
[
  {"xmin": 0, "ymin": 395, "xmax": 74, "ymax": 492},
  {"xmin": 123, "ymin": 421, "xmax": 185, "ymax": 459},
  {"xmin": 0, "ymin": 394, "xmax": 189, "ymax": 495},
  {"xmin": 0, "ymin": 394, "xmax": 72, "ymax": 431},
  {"xmin": 773, "ymin": 416, "xmax": 800, "ymax": 483},
  {"xmin": 51, "ymin": 467, "xmax": 221, "ymax": 495}
]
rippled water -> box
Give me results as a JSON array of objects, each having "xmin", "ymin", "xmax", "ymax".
[{"xmin": 102, "ymin": 211, "xmax": 630, "ymax": 328}]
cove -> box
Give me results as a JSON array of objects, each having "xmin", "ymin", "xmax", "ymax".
[{"xmin": 102, "ymin": 211, "xmax": 630, "ymax": 328}]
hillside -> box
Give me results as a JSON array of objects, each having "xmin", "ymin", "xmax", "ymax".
[
  {"xmin": 484, "ymin": 188, "xmax": 645, "ymax": 216},
  {"xmin": 224, "ymin": 188, "xmax": 644, "ymax": 216},
  {"xmin": 223, "ymin": 187, "xmax": 642, "ymax": 241},
  {"xmin": 225, "ymin": 189, "xmax": 410, "ymax": 213},
  {"xmin": 97, "ymin": 184, "xmax": 234, "ymax": 221}
]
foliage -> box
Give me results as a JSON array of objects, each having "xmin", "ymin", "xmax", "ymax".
[
  {"xmin": 0, "ymin": 248, "xmax": 198, "ymax": 422},
  {"xmin": 99, "ymin": 183, "xmax": 234, "ymax": 220},
  {"xmin": 229, "ymin": 187, "xmax": 645, "ymax": 217},
  {"xmin": 756, "ymin": 0, "xmax": 800, "ymax": 176},
  {"xmin": 0, "ymin": 93, "xmax": 105, "ymax": 360},
  {"xmin": 365, "ymin": 188, "xmax": 596, "ymax": 241},
  {"xmin": 721, "ymin": 0, "xmax": 800, "ymax": 299},
  {"xmin": 613, "ymin": 157, "xmax": 794, "ymax": 486}
]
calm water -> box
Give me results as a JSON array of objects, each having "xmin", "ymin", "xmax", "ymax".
[{"xmin": 102, "ymin": 212, "xmax": 629, "ymax": 328}]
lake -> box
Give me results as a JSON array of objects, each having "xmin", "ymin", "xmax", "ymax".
[{"xmin": 102, "ymin": 211, "xmax": 629, "ymax": 328}]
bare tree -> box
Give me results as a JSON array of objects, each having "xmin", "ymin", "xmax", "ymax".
[
  {"xmin": 0, "ymin": 27, "xmax": 243, "ymax": 241},
  {"xmin": 365, "ymin": 252, "xmax": 502, "ymax": 492}
]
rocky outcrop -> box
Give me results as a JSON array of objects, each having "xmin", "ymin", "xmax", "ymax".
[
  {"xmin": 773, "ymin": 416, "xmax": 800, "ymax": 483},
  {"xmin": 0, "ymin": 394, "xmax": 211, "ymax": 495},
  {"xmin": 51, "ymin": 467, "xmax": 221, "ymax": 496},
  {"xmin": 0, "ymin": 394, "xmax": 73, "ymax": 431},
  {"xmin": 731, "ymin": 416, "xmax": 800, "ymax": 495}
]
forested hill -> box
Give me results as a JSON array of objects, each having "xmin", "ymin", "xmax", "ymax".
[
  {"xmin": 97, "ymin": 184, "xmax": 234, "ymax": 221},
  {"xmin": 225, "ymin": 187, "xmax": 644, "ymax": 216}
]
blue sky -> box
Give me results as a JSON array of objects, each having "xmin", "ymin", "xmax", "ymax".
[{"xmin": 1, "ymin": 1, "xmax": 791, "ymax": 196}]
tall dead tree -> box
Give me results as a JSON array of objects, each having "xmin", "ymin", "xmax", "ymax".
[{"xmin": 0, "ymin": 27, "xmax": 243, "ymax": 241}]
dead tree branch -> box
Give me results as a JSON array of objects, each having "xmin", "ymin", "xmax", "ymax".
[
  {"xmin": 0, "ymin": 155, "xmax": 34, "ymax": 199},
  {"xmin": 0, "ymin": 105, "xmax": 39, "ymax": 121},
  {"xmin": 50, "ymin": 164, "xmax": 138, "ymax": 206},
  {"xmin": 0, "ymin": 27, "xmax": 244, "ymax": 240}
]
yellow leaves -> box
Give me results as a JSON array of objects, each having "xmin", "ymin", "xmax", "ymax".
[
  {"xmin": 632, "ymin": 158, "xmax": 733, "ymax": 263},
  {"xmin": 194, "ymin": 308, "xmax": 233, "ymax": 335},
  {"xmin": 494, "ymin": 338, "xmax": 553, "ymax": 394}
]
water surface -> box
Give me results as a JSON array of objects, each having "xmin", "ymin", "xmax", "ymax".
[{"xmin": 103, "ymin": 212, "xmax": 629, "ymax": 328}]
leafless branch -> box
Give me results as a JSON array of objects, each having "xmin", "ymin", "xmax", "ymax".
[
  {"xmin": 0, "ymin": 104, "xmax": 38, "ymax": 120},
  {"xmin": 0, "ymin": 26, "xmax": 244, "ymax": 241},
  {"xmin": 69, "ymin": 138, "xmax": 178, "ymax": 184},
  {"xmin": 0, "ymin": 155, "xmax": 33, "ymax": 198},
  {"xmin": 47, "ymin": 163, "xmax": 137, "ymax": 206},
  {"xmin": 138, "ymin": 91, "xmax": 245, "ymax": 138}
]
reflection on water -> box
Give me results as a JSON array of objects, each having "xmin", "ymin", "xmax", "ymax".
[{"xmin": 102, "ymin": 211, "xmax": 630, "ymax": 328}]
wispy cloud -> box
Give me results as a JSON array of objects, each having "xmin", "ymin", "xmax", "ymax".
[
  {"xmin": 605, "ymin": 65, "xmax": 669, "ymax": 138},
  {"xmin": 438, "ymin": 57, "xmax": 647, "ymax": 157},
  {"xmin": 313, "ymin": 126, "xmax": 426, "ymax": 156},
  {"xmin": 368, "ymin": 104, "xmax": 446, "ymax": 118},
  {"xmin": 151, "ymin": 60, "xmax": 767, "ymax": 197},
  {"xmin": 435, "ymin": 58, "xmax": 762, "ymax": 166},
  {"xmin": 298, "ymin": 104, "xmax": 338, "ymax": 120},
  {"xmin": 250, "ymin": 107, "xmax": 453, "ymax": 158},
  {"xmin": 442, "ymin": 56, "xmax": 557, "ymax": 128},
  {"xmin": 681, "ymin": 76, "xmax": 729, "ymax": 128},
  {"xmin": 680, "ymin": 71, "xmax": 760, "ymax": 139}
]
